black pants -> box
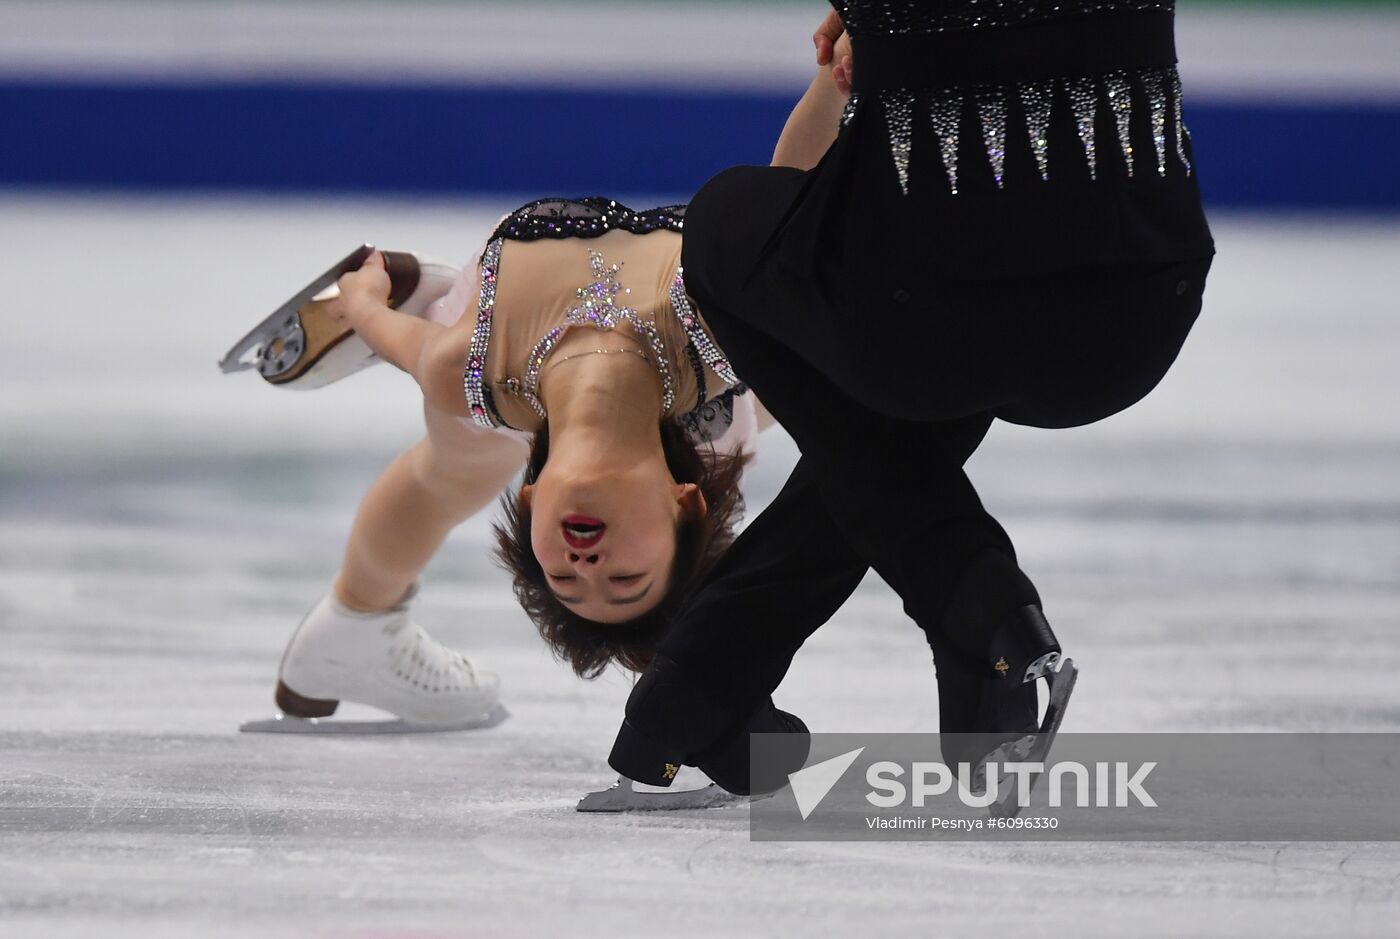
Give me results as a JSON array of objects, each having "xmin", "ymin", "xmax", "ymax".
[
  {"xmin": 712, "ymin": 254, "xmax": 1211, "ymax": 638},
  {"xmin": 631, "ymin": 446, "xmax": 1036, "ymax": 794},
  {"xmin": 612, "ymin": 254, "xmax": 1211, "ymax": 788}
]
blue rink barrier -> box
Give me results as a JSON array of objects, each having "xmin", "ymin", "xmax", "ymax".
[{"xmin": 6, "ymin": 79, "xmax": 1399, "ymax": 209}]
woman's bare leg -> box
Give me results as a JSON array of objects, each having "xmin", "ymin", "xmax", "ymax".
[{"xmin": 335, "ymin": 405, "xmax": 528, "ymax": 612}]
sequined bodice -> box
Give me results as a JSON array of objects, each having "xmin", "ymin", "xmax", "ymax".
[
  {"xmin": 461, "ymin": 199, "xmax": 737, "ymax": 431},
  {"xmin": 831, "ymin": 0, "xmax": 1194, "ymax": 197},
  {"xmin": 831, "ymin": 0, "xmax": 1173, "ymax": 35}
]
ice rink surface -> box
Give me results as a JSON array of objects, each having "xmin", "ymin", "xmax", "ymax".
[{"xmin": 3, "ymin": 194, "xmax": 1400, "ymax": 936}]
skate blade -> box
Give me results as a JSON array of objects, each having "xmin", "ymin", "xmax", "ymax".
[
  {"xmin": 238, "ymin": 703, "xmax": 508, "ymax": 735},
  {"xmin": 218, "ymin": 244, "xmax": 375, "ymax": 375},
  {"xmin": 575, "ymin": 776, "xmax": 747, "ymax": 813},
  {"xmin": 990, "ymin": 657, "xmax": 1078, "ymax": 819}
]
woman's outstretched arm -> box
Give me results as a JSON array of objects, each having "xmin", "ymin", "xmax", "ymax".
[
  {"xmin": 327, "ymin": 251, "xmax": 445, "ymax": 379},
  {"xmin": 326, "ymin": 250, "xmax": 476, "ymax": 416},
  {"xmin": 770, "ymin": 11, "xmax": 852, "ymax": 170}
]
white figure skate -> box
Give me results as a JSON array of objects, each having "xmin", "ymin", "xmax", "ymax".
[
  {"xmin": 240, "ymin": 586, "xmax": 507, "ymax": 734},
  {"xmin": 218, "ymin": 246, "xmax": 459, "ymax": 389}
]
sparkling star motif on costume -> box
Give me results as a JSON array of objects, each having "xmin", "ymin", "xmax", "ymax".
[
  {"xmin": 513, "ymin": 250, "xmax": 677, "ymax": 420},
  {"xmin": 463, "ymin": 202, "xmax": 688, "ymax": 430},
  {"xmin": 566, "ymin": 251, "xmax": 638, "ymax": 328}
]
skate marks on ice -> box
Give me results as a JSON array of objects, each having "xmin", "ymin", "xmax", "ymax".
[
  {"xmin": 5, "ymin": 204, "xmax": 1400, "ymax": 935},
  {"xmin": 238, "ymin": 703, "xmax": 510, "ymax": 735},
  {"xmin": 6, "ymin": 726, "xmax": 1400, "ymax": 938}
]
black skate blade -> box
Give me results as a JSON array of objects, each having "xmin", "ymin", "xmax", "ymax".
[
  {"xmin": 989, "ymin": 657, "xmax": 1078, "ymax": 819},
  {"xmin": 218, "ymin": 244, "xmax": 375, "ymax": 374},
  {"xmin": 576, "ymin": 776, "xmax": 747, "ymax": 813},
  {"xmin": 238, "ymin": 703, "xmax": 508, "ymax": 735}
]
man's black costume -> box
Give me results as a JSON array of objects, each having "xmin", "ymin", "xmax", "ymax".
[{"xmin": 610, "ymin": 0, "xmax": 1215, "ymax": 792}]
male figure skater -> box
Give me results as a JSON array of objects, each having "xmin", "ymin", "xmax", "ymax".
[{"xmin": 601, "ymin": 0, "xmax": 1214, "ymax": 801}]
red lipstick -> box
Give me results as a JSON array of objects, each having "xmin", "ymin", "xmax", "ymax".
[{"xmin": 562, "ymin": 514, "xmax": 605, "ymax": 550}]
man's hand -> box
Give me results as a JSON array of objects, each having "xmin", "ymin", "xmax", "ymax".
[
  {"xmin": 326, "ymin": 250, "xmax": 392, "ymax": 329},
  {"xmin": 812, "ymin": 9, "xmax": 853, "ymax": 96},
  {"xmin": 813, "ymin": 8, "xmax": 843, "ymax": 66},
  {"xmin": 773, "ymin": 8, "xmax": 855, "ymax": 167}
]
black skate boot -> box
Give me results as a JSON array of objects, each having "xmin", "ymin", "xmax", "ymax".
[{"xmin": 976, "ymin": 604, "xmax": 1078, "ymax": 818}]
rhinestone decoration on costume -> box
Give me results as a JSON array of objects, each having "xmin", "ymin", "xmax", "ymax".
[
  {"xmin": 1171, "ymin": 69, "xmax": 1192, "ymax": 176},
  {"xmin": 880, "ymin": 89, "xmax": 915, "ymax": 195},
  {"xmin": 491, "ymin": 197, "xmax": 686, "ymax": 242},
  {"xmin": 857, "ymin": 65, "xmax": 1193, "ymax": 194},
  {"xmin": 831, "ymin": 0, "xmax": 1173, "ymax": 35},
  {"xmin": 840, "ymin": 92, "xmax": 862, "ymax": 128},
  {"xmin": 463, "ymin": 238, "xmax": 504, "ymax": 429},
  {"xmin": 976, "ymin": 85, "xmax": 1009, "ymax": 189},
  {"xmin": 828, "ymin": 1, "xmax": 1194, "ymax": 194},
  {"xmin": 670, "ymin": 268, "xmax": 739, "ymax": 387},
  {"xmin": 1106, "ymin": 70, "xmax": 1135, "ymax": 176},
  {"xmin": 929, "ymin": 90, "xmax": 964, "ymax": 193},
  {"xmin": 1067, "ymin": 76, "xmax": 1100, "ymax": 181},
  {"xmin": 1143, "ymin": 67, "xmax": 1169, "ymax": 176},
  {"xmin": 458, "ymin": 197, "xmax": 736, "ymax": 427},
  {"xmin": 511, "ymin": 250, "xmax": 676, "ymax": 421},
  {"xmin": 1019, "ymin": 80, "xmax": 1055, "ymax": 182}
]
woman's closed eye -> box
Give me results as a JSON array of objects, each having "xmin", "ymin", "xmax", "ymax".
[{"xmin": 547, "ymin": 572, "xmax": 642, "ymax": 585}]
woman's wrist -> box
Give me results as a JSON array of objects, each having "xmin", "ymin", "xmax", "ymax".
[
  {"xmin": 809, "ymin": 66, "xmax": 844, "ymax": 104},
  {"xmin": 344, "ymin": 296, "xmax": 389, "ymax": 331}
]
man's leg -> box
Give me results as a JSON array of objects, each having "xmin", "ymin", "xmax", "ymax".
[
  {"xmin": 611, "ymin": 339, "xmax": 1041, "ymax": 792},
  {"xmin": 610, "ymin": 443, "xmax": 1040, "ymax": 786},
  {"xmin": 611, "ymin": 458, "xmax": 870, "ymax": 784},
  {"xmin": 699, "ymin": 300, "xmax": 1058, "ymax": 719}
]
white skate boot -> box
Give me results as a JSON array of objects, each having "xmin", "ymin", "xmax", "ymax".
[
  {"xmin": 218, "ymin": 245, "xmax": 460, "ymax": 389},
  {"xmin": 240, "ymin": 585, "xmax": 507, "ymax": 734}
]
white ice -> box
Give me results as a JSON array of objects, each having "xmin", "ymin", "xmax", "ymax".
[{"xmin": 2, "ymin": 195, "xmax": 1399, "ymax": 936}]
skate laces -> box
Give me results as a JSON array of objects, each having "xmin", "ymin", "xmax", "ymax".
[{"xmin": 387, "ymin": 622, "xmax": 486, "ymax": 695}]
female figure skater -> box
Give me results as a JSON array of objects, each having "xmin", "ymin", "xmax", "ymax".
[
  {"xmin": 602, "ymin": 0, "xmax": 1215, "ymax": 804},
  {"xmin": 257, "ymin": 202, "xmax": 762, "ymax": 727},
  {"xmin": 248, "ymin": 213, "xmax": 1006, "ymax": 746}
]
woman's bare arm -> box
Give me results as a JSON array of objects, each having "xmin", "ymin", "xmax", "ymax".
[
  {"xmin": 353, "ymin": 304, "xmax": 444, "ymax": 376},
  {"xmin": 414, "ymin": 323, "xmax": 476, "ymax": 418},
  {"xmin": 327, "ymin": 251, "xmax": 443, "ymax": 374},
  {"xmin": 771, "ymin": 12, "xmax": 853, "ymax": 170},
  {"xmin": 325, "ymin": 249, "xmax": 479, "ymax": 417}
]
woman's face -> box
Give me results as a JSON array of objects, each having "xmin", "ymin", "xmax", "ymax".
[{"xmin": 522, "ymin": 461, "xmax": 702, "ymax": 623}]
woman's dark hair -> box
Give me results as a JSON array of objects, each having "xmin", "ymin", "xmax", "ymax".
[{"xmin": 493, "ymin": 419, "xmax": 748, "ymax": 679}]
